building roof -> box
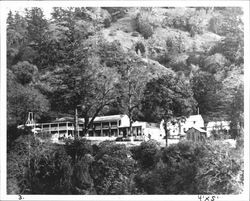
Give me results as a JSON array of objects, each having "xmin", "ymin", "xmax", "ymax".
[
  {"xmin": 186, "ymin": 115, "xmax": 204, "ymax": 122},
  {"xmin": 54, "ymin": 117, "xmax": 74, "ymax": 123},
  {"xmin": 55, "ymin": 114, "xmax": 127, "ymax": 123},
  {"xmin": 85, "ymin": 114, "xmax": 127, "ymax": 122},
  {"xmin": 132, "ymin": 121, "xmax": 146, "ymax": 127},
  {"xmin": 187, "ymin": 127, "xmax": 207, "ymax": 133}
]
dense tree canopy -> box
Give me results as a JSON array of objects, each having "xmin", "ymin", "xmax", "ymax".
[{"xmin": 142, "ymin": 73, "xmax": 197, "ymax": 122}]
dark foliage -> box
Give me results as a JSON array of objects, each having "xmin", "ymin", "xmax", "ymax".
[
  {"xmin": 65, "ymin": 138, "xmax": 93, "ymax": 163},
  {"xmin": 134, "ymin": 140, "xmax": 243, "ymax": 194},
  {"xmin": 91, "ymin": 141, "xmax": 137, "ymax": 194},
  {"xmin": 135, "ymin": 13, "xmax": 154, "ymax": 39},
  {"xmin": 131, "ymin": 140, "xmax": 161, "ymax": 169}
]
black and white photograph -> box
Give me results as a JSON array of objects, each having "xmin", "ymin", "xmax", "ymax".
[{"xmin": 0, "ymin": 1, "xmax": 249, "ymax": 200}]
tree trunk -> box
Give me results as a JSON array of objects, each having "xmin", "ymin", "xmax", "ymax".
[
  {"xmin": 163, "ymin": 119, "xmax": 168, "ymax": 147},
  {"xmin": 129, "ymin": 118, "xmax": 133, "ymax": 139}
]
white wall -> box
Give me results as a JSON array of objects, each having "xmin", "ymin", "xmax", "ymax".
[{"xmin": 120, "ymin": 115, "xmax": 130, "ymax": 127}]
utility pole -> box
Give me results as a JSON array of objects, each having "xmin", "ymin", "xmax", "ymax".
[{"xmin": 74, "ymin": 107, "xmax": 79, "ymax": 139}]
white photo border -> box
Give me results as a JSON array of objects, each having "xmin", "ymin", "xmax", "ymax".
[{"xmin": 0, "ymin": 1, "xmax": 249, "ymax": 201}]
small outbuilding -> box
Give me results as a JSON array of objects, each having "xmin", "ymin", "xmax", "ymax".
[{"xmin": 185, "ymin": 127, "xmax": 207, "ymax": 142}]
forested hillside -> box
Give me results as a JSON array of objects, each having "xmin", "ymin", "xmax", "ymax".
[
  {"xmin": 6, "ymin": 7, "xmax": 245, "ymax": 195},
  {"xmin": 7, "ymin": 7, "xmax": 243, "ymax": 128}
]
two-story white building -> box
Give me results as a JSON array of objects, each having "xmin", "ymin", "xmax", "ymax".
[{"xmin": 27, "ymin": 114, "xmax": 164, "ymax": 142}]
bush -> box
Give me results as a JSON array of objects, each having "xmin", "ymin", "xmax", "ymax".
[
  {"xmin": 71, "ymin": 157, "xmax": 95, "ymax": 194},
  {"xmin": 135, "ymin": 13, "xmax": 154, "ymax": 39},
  {"xmin": 135, "ymin": 42, "xmax": 146, "ymax": 56},
  {"xmin": 163, "ymin": 9, "xmax": 208, "ymax": 36},
  {"xmin": 131, "ymin": 140, "xmax": 161, "ymax": 169},
  {"xmin": 203, "ymin": 53, "xmax": 228, "ymax": 74},
  {"xmin": 209, "ymin": 35, "xmax": 243, "ymax": 65},
  {"xmin": 165, "ymin": 34, "xmax": 186, "ymax": 54},
  {"xmin": 91, "ymin": 141, "xmax": 137, "ymax": 194},
  {"xmin": 102, "ymin": 7, "xmax": 128, "ymax": 22},
  {"xmin": 11, "ymin": 61, "xmax": 38, "ymax": 85},
  {"xmin": 65, "ymin": 138, "xmax": 93, "ymax": 163},
  {"xmin": 134, "ymin": 140, "xmax": 244, "ymax": 194},
  {"xmin": 26, "ymin": 144, "xmax": 73, "ymax": 194},
  {"xmin": 8, "ymin": 135, "xmax": 243, "ymax": 195},
  {"xmin": 208, "ymin": 8, "xmax": 243, "ymax": 37},
  {"xmin": 7, "ymin": 124, "xmax": 33, "ymax": 151},
  {"xmin": 195, "ymin": 141, "xmax": 244, "ymax": 194},
  {"xmin": 103, "ymin": 17, "xmax": 111, "ymax": 28},
  {"xmin": 7, "ymin": 134, "xmax": 73, "ymax": 194}
]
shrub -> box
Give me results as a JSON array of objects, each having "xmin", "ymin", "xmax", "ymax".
[
  {"xmin": 134, "ymin": 141, "xmax": 201, "ymax": 194},
  {"xmin": 195, "ymin": 141, "xmax": 244, "ymax": 194},
  {"xmin": 131, "ymin": 140, "xmax": 161, "ymax": 169},
  {"xmin": 208, "ymin": 8, "xmax": 243, "ymax": 37},
  {"xmin": 135, "ymin": 13, "xmax": 154, "ymax": 39},
  {"xmin": 7, "ymin": 134, "xmax": 74, "ymax": 194},
  {"xmin": 11, "ymin": 61, "xmax": 38, "ymax": 85},
  {"xmin": 65, "ymin": 138, "xmax": 93, "ymax": 163},
  {"xmin": 135, "ymin": 42, "xmax": 146, "ymax": 56},
  {"xmin": 159, "ymin": 141, "xmax": 201, "ymax": 194},
  {"xmin": 91, "ymin": 141, "xmax": 137, "ymax": 194},
  {"xmin": 25, "ymin": 144, "xmax": 73, "ymax": 194},
  {"xmin": 7, "ymin": 124, "xmax": 33, "ymax": 151},
  {"xmin": 203, "ymin": 53, "xmax": 228, "ymax": 74},
  {"xmin": 166, "ymin": 34, "xmax": 186, "ymax": 54},
  {"xmin": 7, "ymin": 134, "xmax": 41, "ymax": 194},
  {"xmin": 208, "ymin": 16, "xmax": 220, "ymax": 34},
  {"xmin": 102, "ymin": 7, "xmax": 128, "ymax": 22},
  {"xmin": 103, "ymin": 17, "xmax": 111, "ymax": 28},
  {"xmin": 7, "ymin": 178, "xmax": 20, "ymax": 195},
  {"xmin": 134, "ymin": 140, "xmax": 243, "ymax": 194},
  {"xmin": 163, "ymin": 9, "xmax": 208, "ymax": 36},
  {"xmin": 209, "ymin": 35, "xmax": 243, "ymax": 65},
  {"xmin": 71, "ymin": 158, "xmax": 95, "ymax": 194}
]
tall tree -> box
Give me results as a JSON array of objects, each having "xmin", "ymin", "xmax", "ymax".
[
  {"xmin": 25, "ymin": 8, "xmax": 48, "ymax": 69},
  {"xmin": 227, "ymin": 84, "xmax": 244, "ymax": 139},
  {"xmin": 7, "ymin": 11, "xmax": 28, "ymax": 67},
  {"xmin": 116, "ymin": 53, "xmax": 153, "ymax": 137},
  {"xmin": 11, "ymin": 61, "xmax": 38, "ymax": 85},
  {"xmin": 191, "ymin": 71, "xmax": 225, "ymax": 120},
  {"xmin": 7, "ymin": 70, "xmax": 50, "ymax": 126},
  {"xmin": 43, "ymin": 36, "xmax": 119, "ymax": 137},
  {"xmin": 142, "ymin": 73, "xmax": 196, "ymax": 146}
]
